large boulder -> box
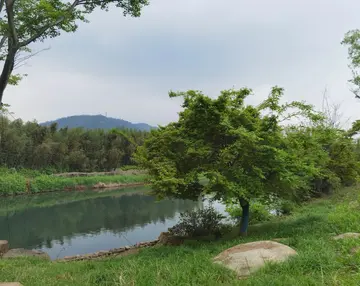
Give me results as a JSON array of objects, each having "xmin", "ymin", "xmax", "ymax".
[
  {"xmin": 2, "ymin": 249, "xmax": 50, "ymax": 260},
  {"xmin": 0, "ymin": 240, "xmax": 9, "ymax": 256},
  {"xmin": 213, "ymin": 241, "xmax": 297, "ymax": 278}
]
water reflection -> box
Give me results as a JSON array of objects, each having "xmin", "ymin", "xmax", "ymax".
[{"xmin": 0, "ymin": 187, "xmax": 202, "ymax": 259}]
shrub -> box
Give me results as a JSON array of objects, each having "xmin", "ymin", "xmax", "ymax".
[
  {"xmin": 226, "ymin": 201, "xmax": 273, "ymax": 224},
  {"xmin": 276, "ymin": 200, "xmax": 297, "ymax": 215},
  {"xmin": 168, "ymin": 206, "xmax": 226, "ymax": 238},
  {"xmin": 0, "ymin": 174, "xmax": 27, "ymax": 195}
]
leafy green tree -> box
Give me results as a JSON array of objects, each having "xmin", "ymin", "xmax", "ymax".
[
  {"xmin": 0, "ymin": 0, "xmax": 149, "ymax": 105},
  {"xmin": 135, "ymin": 87, "xmax": 323, "ymax": 235},
  {"xmin": 342, "ymin": 30, "xmax": 360, "ymax": 98}
]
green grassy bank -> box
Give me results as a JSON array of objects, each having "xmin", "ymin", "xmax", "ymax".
[
  {"xmin": 1, "ymin": 186, "xmax": 360, "ymax": 285},
  {"xmin": 0, "ymin": 169, "xmax": 148, "ymax": 196}
]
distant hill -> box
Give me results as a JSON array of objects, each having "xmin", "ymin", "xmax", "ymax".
[{"xmin": 40, "ymin": 115, "xmax": 155, "ymax": 131}]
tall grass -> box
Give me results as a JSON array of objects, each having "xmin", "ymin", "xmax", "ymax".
[
  {"xmin": 0, "ymin": 170, "xmax": 148, "ymax": 196},
  {"xmin": 0, "ymin": 174, "xmax": 27, "ymax": 195}
]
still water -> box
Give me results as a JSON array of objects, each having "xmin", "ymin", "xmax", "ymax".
[{"xmin": 0, "ymin": 186, "xmax": 226, "ymax": 259}]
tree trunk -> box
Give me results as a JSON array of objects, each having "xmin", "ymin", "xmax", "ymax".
[
  {"xmin": 0, "ymin": 48, "xmax": 16, "ymax": 105},
  {"xmin": 239, "ymin": 198, "xmax": 250, "ymax": 236}
]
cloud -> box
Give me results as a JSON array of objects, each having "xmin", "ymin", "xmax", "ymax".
[{"xmin": 5, "ymin": 0, "xmax": 360, "ymax": 126}]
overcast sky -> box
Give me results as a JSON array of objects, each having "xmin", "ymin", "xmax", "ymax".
[{"xmin": 5, "ymin": 0, "xmax": 360, "ymax": 126}]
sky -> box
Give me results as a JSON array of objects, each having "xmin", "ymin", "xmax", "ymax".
[{"xmin": 5, "ymin": 0, "xmax": 360, "ymax": 127}]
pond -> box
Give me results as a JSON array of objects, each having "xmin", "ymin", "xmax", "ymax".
[{"xmin": 0, "ymin": 186, "xmax": 227, "ymax": 259}]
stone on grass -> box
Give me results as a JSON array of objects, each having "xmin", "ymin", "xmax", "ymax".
[
  {"xmin": 333, "ymin": 233, "xmax": 360, "ymax": 240},
  {"xmin": 213, "ymin": 241, "xmax": 297, "ymax": 278},
  {"xmin": 0, "ymin": 240, "xmax": 9, "ymax": 256},
  {"xmin": 157, "ymin": 232, "xmax": 185, "ymax": 246},
  {"xmin": 350, "ymin": 247, "xmax": 360, "ymax": 254},
  {"xmin": 2, "ymin": 249, "xmax": 50, "ymax": 260}
]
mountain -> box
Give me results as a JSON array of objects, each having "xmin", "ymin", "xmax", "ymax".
[{"xmin": 40, "ymin": 115, "xmax": 155, "ymax": 131}]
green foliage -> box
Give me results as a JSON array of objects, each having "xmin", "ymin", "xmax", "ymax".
[
  {"xmin": 168, "ymin": 206, "xmax": 227, "ymax": 238},
  {"xmin": 342, "ymin": 29, "xmax": 360, "ymax": 98},
  {"xmin": 0, "ymin": 115, "xmax": 149, "ymax": 172},
  {"xmin": 0, "ymin": 171, "xmax": 147, "ymax": 195},
  {"xmin": 136, "ymin": 87, "xmax": 331, "ymax": 234},
  {"xmin": 328, "ymin": 200, "xmax": 360, "ymax": 233},
  {"xmin": 226, "ymin": 202, "xmax": 274, "ymax": 224},
  {"xmin": 276, "ymin": 200, "xmax": 296, "ymax": 215},
  {"xmin": 0, "ymin": 173, "xmax": 26, "ymax": 194}
]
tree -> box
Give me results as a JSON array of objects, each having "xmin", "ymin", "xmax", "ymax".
[
  {"xmin": 342, "ymin": 30, "xmax": 360, "ymax": 98},
  {"xmin": 0, "ymin": 113, "xmax": 149, "ymax": 172},
  {"xmin": 135, "ymin": 87, "xmax": 323, "ymax": 235},
  {"xmin": 0, "ymin": 0, "xmax": 149, "ymax": 105}
]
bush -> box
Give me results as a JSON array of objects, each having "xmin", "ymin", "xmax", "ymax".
[
  {"xmin": 276, "ymin": 200, "xmax": 297, "ymax": 215},
  {"xmin": 0, "ymin": 174, "xmax": 27, "ymax": 195},
  {"xmin": 251, "ymin": 202, "xmax": 274, "ymax": 223},
  {"xmin": 226, "ymin": 201, "xmax": 273, "ymax": 224},
  {"xmin": 168, "ymin": 206, "xmax": 226, "ymax": 238}
]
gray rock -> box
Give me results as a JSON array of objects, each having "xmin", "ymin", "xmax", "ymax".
[
  {"xmin": 0, "ymin": 240, "xmax": 9, "ymax": 256},
  {"xmin": 213, "ymin": 240, "xmax": 297, "ymax": 278},
  {"xmin": 2, "ymin": 248, "xmax": 50, "ymax": 260},
  {"xmin": 333, "ymin": 233, "xmax": 360, "ymax": 240}
]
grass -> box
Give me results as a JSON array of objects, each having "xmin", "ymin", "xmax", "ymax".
[
  {"xmin": 0, "ymin": 169, "xmax": 148, "ymax": 196},
  {"xmin": 1, "ymin": 186, "xmax": 360, "ymax": 285}
]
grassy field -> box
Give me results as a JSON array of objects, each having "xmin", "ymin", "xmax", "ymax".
[
  {"xmin": 1, "ymin": 186, "xmax": 360, "ymax": 285},
  {"xmin": 0, "ymin": 169, "xmax": 148, "ymax": 196}
]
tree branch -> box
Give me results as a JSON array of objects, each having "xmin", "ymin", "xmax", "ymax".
[
  {"xmin": 13, "ymin": 46, "xmax": 50, "ymax": 69},
  {"xmin": 0, "ymin": 0, "xmax": 5, "ymax": 14},
  {"xmin": 0, "ymin": 35, "xmax": 7, "ymax": 50},
  {"xmin": 18, "ymin": 0, "xmax": 80, "ymax": 48},
  {"xmin": 5, "ymin": 0, "xmax": 18, "ymax": 45}
]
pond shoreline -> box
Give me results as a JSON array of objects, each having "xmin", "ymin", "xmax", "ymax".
[
  {"xmin": 55, "ymin": 239, "xmax": 159, "ymax": 262},
  {"xmin": 0, "ymin": 181, "xmax": 148, "ymax": 197},
  {"xmin": 0, "ymin": 170, "xmax": 149, "ymax": 197}
]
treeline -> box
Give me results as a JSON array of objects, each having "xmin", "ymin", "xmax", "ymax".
[{"xmin": 0, "ymin": 116, "xmax": 149, "ymax": 172}]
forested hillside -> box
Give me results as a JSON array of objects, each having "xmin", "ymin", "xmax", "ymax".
[
  {"xmin": 41, "ymin": 115, "xmax": 155, "ymax": 131},
  {"xmin": 0, "ymin": 116, "xmax": 148, "ymax": 172}
]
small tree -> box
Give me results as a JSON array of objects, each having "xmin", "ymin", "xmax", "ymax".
[
  {"xmin": 135, "ymin": 87, "xmax": 323, "ymax": 235},
  {"xmin": 0, "ymin": 0, "xmax": 149, "ymax": 105}
]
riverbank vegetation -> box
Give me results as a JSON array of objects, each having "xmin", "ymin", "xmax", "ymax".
[
  {"xmin": 1, "ymin": 185, "xmax": 359, "ymax": 285},
  {"xmin": 0, "ymin": 170, "xmax": 148, "ymax": 196}
]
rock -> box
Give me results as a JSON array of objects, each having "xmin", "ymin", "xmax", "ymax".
[
  {"xmin": 157, "ymin": 232, "xmax": 185, "ymax": 246},
  {"xmin": 2, "ymin": 249, "xmax": 50, "ymax": 260},
  {"xmin": 0, "ymin": 283, "xmax": 23, "ymax": 286},
  {"xmin": 351, "ymin": 247, "xmax": 360, "ymax": 254},
  {"xmin": 0, "ymin": 240, "xmax": 9, "ymax": 256},
  {"xmin": 213, "ymin": 241, "xmax": 297, "ymax": 278},
  {"xmin": 272, "ymin": 238, "xmax": 289, "ymax": 242},
  {"xmin": 333, "ymin": 233, "xmax": 360, "ymax": 240}
]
